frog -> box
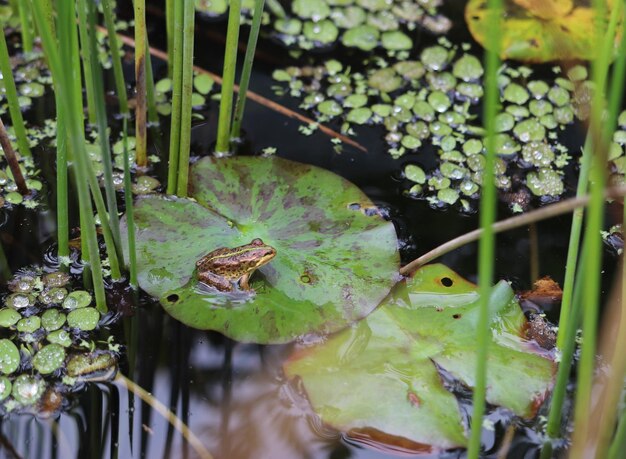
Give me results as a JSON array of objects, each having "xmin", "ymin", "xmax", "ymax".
[{"xmin": 195, "ymin": 238, "xmax": 277, "ymax": 292}]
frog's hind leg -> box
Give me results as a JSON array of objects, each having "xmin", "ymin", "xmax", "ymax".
[{"xmin": 198, "ymin": 271, "xmax": 232, "ymax": 292}]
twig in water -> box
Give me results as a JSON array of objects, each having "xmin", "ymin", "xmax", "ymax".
[{"xmin": 0, "ymin": 117, "xmax": 28, "ymax": 195}]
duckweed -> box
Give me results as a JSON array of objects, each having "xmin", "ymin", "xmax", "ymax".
[
  {"xmin": 0, "ymin": 309, "xmax": 21, "ymax": 328},
  {"xmin": 272, "ymin": 36, "xmax": 600, "ymax": 209},
  {"xmin": 32, "ymin": 344, "xmax": 66, "ymax": 375},
  {"xmin": 67, "ymin": 308, "xmax": 100, "ymax": 331},
  {"xmin": 0, "ymin": 270, "xmax": 119, "ymax": 414},
  {"xmin": 11, "ymin": 375, "xmax": 45, "ymax": 405},
  {"xmin": 241, "ymin": 0, "xmax": 451, "ymax": 53},
  {"xmin": 0, "ymin": 340, "xmax": 19, "ymax": 374}
]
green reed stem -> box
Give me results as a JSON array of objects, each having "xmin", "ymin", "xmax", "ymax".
[
  {"xmin": 165, "ymin": 0, "xmax": 174, "ymax": 78},
  {"xmin": 166, "ymin": 0, "xmax": 184, "ymax": 194},
  {"xmin": 557, "ymin": 1, "xmax": 622, "ymax": 348},
  {"xmin": 555, "ymin": 138, "xmax": 591, "ymax": 349},
  {"xmin": 55, "ymin": 106, "xmax": 69, "ymax": 261},
  {"xmin": 32, "ymin": 0, "xmax": 107, "ymax": 311},
  {"xmin": 145, "ymin": 44, "xmax": 159, "ymax": 125},
  {"xmin": 84, "ymin": 0, "xmax": 123, "ymax": 263},
  {"xmin": 31, "ymin": 0, "xmax": 67, "ymax": 260},
  {"xmin": 542, "ymin": 249, "xmax": 586, "ymax": 454},
  {"xmin": 76, "ymin": 2, "xmax": 97, "ymax": 125},
  {"xmin": 570, "ymin": 0, "xmax": 610, "ymax": 455},
  {"xmin": 0, "ymin": 29, "xmax": 32, "ymax": 158},
  {"xmin": 134, "ymin": 0, "xmax": 147, "ymax": 168},
  {"xmin": 175, "ymin": 0, "xmax": 195, "ymax": 197},
  {"xmin": 215, "ymin": 0, "xmax": 242, "ymax": 154},
  {"xmin": 577, "ymin": 3, "xmax": 626, "ymax": 456},
  {"xmin": 230, "ymin": 0, "xmax": 265, "ymax": 141},
  {"xmin": 609, "ymin": 409, "xmax": 626, "ymax": 459},
  {"xmin": 17, "ymin": 0, "xmax": 33, "ymax": 53},
  {"xmin": 467, "ymin": 0, "xmax": 501, "ymax": 457},
  {"xmin": 101, "ymin": 0, "xmax": 129, "ymax": 116},
  {"xmin": 122, "ymin": 118, "xmax": 137, "ymax": 288}
]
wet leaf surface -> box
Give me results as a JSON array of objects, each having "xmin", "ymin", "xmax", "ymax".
[
  {"xmin": 125, "ymin": 156, "xmax": 400, "ymax": 344},
  {"xmin": 284, "ymin": 264, "xmax": 555, "ymax": 452},
  {"xmin": 466, "ymin": 0, "xmax": 620, "ymax": 62}
]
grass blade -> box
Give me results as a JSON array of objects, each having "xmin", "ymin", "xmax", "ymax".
[
  {"xmin": 134, "ymin": 0, "xmax": 147, "ymax": 168},
  {"xmin": 230, "ymin": 0, "xmax": 265, "ymax": 141},
  {"xmin": 215, "ymin": 0, "xmax": 242, "ymax": 154},
  {"xmin": 166, "ymin": 0, "xmax": 184, "ymax": 194},
  {"xmin": 175, "ymin": 0, "xmax": 195, "ymax": 197},
  {"xmin": 31, "ymin": 0, "xmax": 108, "ymax": 311},
  {"xmin": 467, "ymin": 0, "xmax": 501, "ymax": 456},
  {"xmin": 0, "ymin": 28, "xmax": 32, "ymax": 158},
  {"xmin": 101, "ymin": 0, "xmax": 129, "ymax": 116}
]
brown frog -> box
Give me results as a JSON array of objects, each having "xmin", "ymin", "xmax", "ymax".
[{"xmin": 196, "ymin": 238, "xmax": 276, "ymax": 292}]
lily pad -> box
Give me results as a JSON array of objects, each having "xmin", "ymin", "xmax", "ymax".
[
  {"xmin": 466, "ymin": 0, "xmax": 620, "ymax": 62},
  {"xmin": 284, "ymin": 265, "xmax": 555, "ymax": 452},
  {"xmin": 123, "ymin": 157, "xmax": 399, "ymax": 344}
]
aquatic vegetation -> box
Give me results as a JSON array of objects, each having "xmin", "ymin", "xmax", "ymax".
[
  {"xmin": 122, "ymin": 156, "xmax": 399, "ymax": 343},
  {"xmin": 0, "ymin": 51, "xmax": 50, "ymax": 113},
  {"xmin": 273, "ymin": 41, "xmax": 591, "ymax": 210},
  {"xmin": 0, "ymin": 269, "xmax": 119, "ymax": 415},
  {"xmin": 466, "ymin": 0, "xmax": 622, "ymax": 62},
  {"xmin": 155, "ymin": 72, "xmax": 216, "ymax": 116},
  {"xmin": 196, "ymin": 0, "xmax": 450, "ymax": 53},
  {"xmin": 0, "ymin": 140, "xmax": 40, "ymax": 208},
  {"xmin": 284, "ymin": 265, "xmax": 555, "ymax": 451}
]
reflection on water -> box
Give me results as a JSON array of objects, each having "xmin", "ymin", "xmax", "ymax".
[{"xmin": 0, "ymin": 301, "xmax": 549, "ymax": 458}]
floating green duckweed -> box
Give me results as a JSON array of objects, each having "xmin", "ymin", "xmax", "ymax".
[
  {"xmin": 43, "ymin": 272, "xmax": 71, "ymax": 288},
  {"xmin": 47, "ymin": 330, "xmax": 72, "ymax": 347},
  {"xmin": 0, "ymin": 270, "xmax": 119, "ymax": 414},
  {"xmin": 132, "ymin": 176, "xmax": 161, "ymax": 195},
  {"xmin": 0, "ymin": 309, "xmax": 21, "ymax": 328},
  {"xmin": 527, "ymin": 168, "xmax": 564, "ymax": 197},
  {"xmin": 32, "ymin": 345, "xmax": 66, "ymax": 375},
  {"xmin": 154, "ymin": 72, "xmax": 218, "ymax": 117},
  {"xmin": 16, "ymin": 316, "xmax": 41, "ymax": 334},
  {"xmin": 273, "ymin": 38, "xmax": 591, "ymax": 209},
  {"xmin": 66, "ymin": 308, "xmax": 100, "ymax": 331},
  {"xmin": 6, "ymin": 293, "xmax": 36, "ymax": 310},
  {"xmin": 0, "ymin": 377, "xmax": 11, "ymax": 401},
  {"xmin": 0, "ymin": 340, "xmax": 20, "ymax": 374},
  {"xmin": 38, "ymin": 287, "xmax": 68, "ymax": 305},
  {"xmin": 41, "ymin": 309, "xmax": 66, "ymax": 331},
  {"xmin": 11, "ymin": 375, "xmax": 44, "ymax": 405},
  {"xmin": 62, "ymin": 291, "xmax": 92, "ymax": 310},
  {"xmin": 228, "ymin": 0, "xmax": 452, "ymax": 52}
]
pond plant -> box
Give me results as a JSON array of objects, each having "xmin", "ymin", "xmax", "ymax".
[{"xmin": 0, "ymin": 0, "xmax": 623, "ymax": 458}]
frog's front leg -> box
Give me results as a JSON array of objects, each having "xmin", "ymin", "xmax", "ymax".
[
  {"xmin": 239, "ymin": 272, "xmax": 252, "ymax": 290},
  {"xmin": 198, "ymin": 271, "xmax": 233, "ymax": 292}
]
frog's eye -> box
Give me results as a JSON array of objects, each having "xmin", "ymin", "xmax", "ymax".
[{"xmin": 251, "ymin": 238, "xmax": 263, "ymax": 245}]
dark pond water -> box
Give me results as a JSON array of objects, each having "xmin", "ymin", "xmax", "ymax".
[{"xmin": 0, "ymin": 1, "xmax": 620, "ymax": 458}]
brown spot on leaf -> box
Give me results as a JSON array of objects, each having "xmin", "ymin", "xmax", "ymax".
[{"xmin": 407, "ymin": 391, "xmax": 421, "ymax": 407}]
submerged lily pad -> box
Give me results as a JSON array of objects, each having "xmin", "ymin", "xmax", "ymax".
[
  {"xmin": 284, "ymin": 264, "xmax": 555, "ymax": 452},
  {"xmin": 124, "ymin": 157, "xmax": 400, "ymax": 344}
]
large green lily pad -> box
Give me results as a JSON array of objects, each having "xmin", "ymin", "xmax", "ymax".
[
  {"xmin": 284, "ymin": 265, "xmax": 555, "ymax": 452},
  {"xmin": 466, "ymin": 0, "xmax": 620, "ymax": 62},
  {"xmin": 123, "ymin": 157, "xmax": 400, "ymax": 344}
]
